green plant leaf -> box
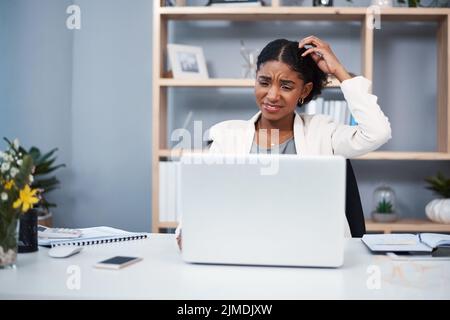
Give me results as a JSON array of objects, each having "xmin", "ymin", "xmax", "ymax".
[
  {"xmin": 40, "ymin": 164, "xmax": 66, "ymax": 175},
  {"xmin": 27, "ymin": 147, "xmax": 41, "ymax": 162},
  {"xmin": 34, "ymin": 157, "xmax": 56, "ymax": 174},
  {"xmin": 376, "ymin": 199, "xmax": 393, "ymax": 214},
  {"xmin": 37, "ymin": 148, "xmax": 59, "ymax": 165},
  {"xmin": 41, "ymin": 186, "xmax": 59, "ymax": 193},
  {"xmin": 3, "ymin": 137, "xmax": 12, "ymax": 147},
  {"xmin": 425, "ymin": 172, "xmax": 450, "ymax": 198},
  {"xmin": 33, "ymin": 176, "xmax": 59, "ymax": 189}
]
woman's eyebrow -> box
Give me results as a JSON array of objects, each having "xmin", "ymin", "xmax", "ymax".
[
  {"xmin": 280, "ymin": 79, "xmax": 296, "ymax": 85},
  {"xmin": 257, "ymin": 76, "xmax": 296, "ymax": 85},
  {"xmin": 257, "ymin": 75, "xmax": 271, "ymax": 81}
]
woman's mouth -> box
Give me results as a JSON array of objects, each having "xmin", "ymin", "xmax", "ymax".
[{"xmin": 262, "ymin": 103, "xmax": 282, "ymax": 113}]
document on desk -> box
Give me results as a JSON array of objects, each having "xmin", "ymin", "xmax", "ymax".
[
  {"xmin": 38, "ymin": 226, "xmax": 149, "ymax": 247},
  {"xmin": 362, "ymin": 234, "xmax": 432, "ymax": 253}
]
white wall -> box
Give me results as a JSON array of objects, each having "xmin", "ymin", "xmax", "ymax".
[
  {"xmin": 0, "ymin": 0, "xmax": 74, "ymax": 227},
  {"xmin": 69, "ymin": 0, "xmax": 152, "ymax": 230},
  {"xmin": 0, "ymin": 0, "xmax": 153, "ymax": 231}
]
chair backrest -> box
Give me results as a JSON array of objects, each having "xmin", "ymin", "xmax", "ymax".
[{"xmin": 345, "ymin": 159, "xmax": 366, "ymax": 237}]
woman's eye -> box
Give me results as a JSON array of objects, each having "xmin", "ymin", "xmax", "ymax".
[
  {"xmin": 258, "ymin": 81, "xmax": 269, "ymax": 86},
  {"xmin": 282, "ymin": 86, "xmax": 292, "ymax": 90}
]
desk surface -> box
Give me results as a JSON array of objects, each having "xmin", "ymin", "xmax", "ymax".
[{"xmin": 1, "ymin": 234, "xmax": 449, "ymax": 299}]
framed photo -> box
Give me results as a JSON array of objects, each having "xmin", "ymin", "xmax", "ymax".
[{"xmin": 167, "ymin": 44, "xmax": 209, "ymax": 79}]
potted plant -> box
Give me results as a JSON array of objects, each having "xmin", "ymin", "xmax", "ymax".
[
  {"xmin": 15, "ymin": 142, "xmax": 65, "ymax": 227},
  {"xmin": 425, "ymin": 172, "xmax": 450, "ymax": 224},
  {"xmin": 371, "ymin": 185, "xmax": 399, "ymax": 222}
]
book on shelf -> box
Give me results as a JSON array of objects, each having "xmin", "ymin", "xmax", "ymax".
[
  {"xmin": 207, "ymin": 0, "xmax": 263, "ymax": 6},
  {"xmin": 159, "ymin": 161, "xmax": 179, "ymax": 222},
  {"xmin": 38, "ymin": 226, "xmax": 149, "ymax": 247},
  {"xmin": 303, "ymin": 98, "xmax": 354, "ymax": 125},
  {"xmin": 362, "ymin": 233, "xmax": 450, "ymax": 256}
]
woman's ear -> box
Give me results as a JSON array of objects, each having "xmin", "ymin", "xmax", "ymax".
[{"xmin": 302, "ymin": 82, "xmax": 313, "ymax": 97}]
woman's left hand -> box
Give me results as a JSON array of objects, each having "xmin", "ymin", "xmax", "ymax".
[{"xmin": 298, "ymin": 36, "xmax": 351, "ymax": 82}]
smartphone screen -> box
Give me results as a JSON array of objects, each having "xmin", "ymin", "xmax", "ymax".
[{"xmin": 95, "ymin": 256, "xmax": 142, "ymax": 269}]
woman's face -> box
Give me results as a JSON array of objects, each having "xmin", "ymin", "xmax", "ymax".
[{"xmin": 255, "ymin": 60, "xmax": 312, "ymax": 123}]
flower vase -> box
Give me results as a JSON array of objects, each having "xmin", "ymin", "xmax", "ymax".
[
  {"xmin": 0, "ymin": 217, "xmax": 20, "ymax": 269},
  {"xmin": 18, "ymin": 208, "xmax": 38, "ymax": 253}
]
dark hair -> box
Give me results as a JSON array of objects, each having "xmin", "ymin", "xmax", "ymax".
[{"xmin": 256, "ymin": 39, "xmax": 328, "ymax": 106}]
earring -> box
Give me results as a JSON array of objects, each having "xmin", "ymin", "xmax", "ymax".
[{"xmin": 299, "ymin": 98, "xmax": 304, "ymax": 105}]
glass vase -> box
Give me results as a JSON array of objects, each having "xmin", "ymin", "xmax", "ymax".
[
  {"xmin": 371, "ymin": 185, "xmax": 398, "ymax": 222},
  {"xmin": 18, "ymin": 209, "xmax": 38, "ymax": 253},
  {"xmin": 0, "ymin": 217, "xmax": 20, "ymax": 269}
]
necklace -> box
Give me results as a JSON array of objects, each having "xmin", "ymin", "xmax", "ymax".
[{"xmin": 256, "ymin": 119, "xmax": 293, "ymax": 147}]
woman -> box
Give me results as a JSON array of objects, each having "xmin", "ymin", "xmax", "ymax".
[{"xmin": 176, "ymin": 36, "xmax": 391, "ymax": 249}]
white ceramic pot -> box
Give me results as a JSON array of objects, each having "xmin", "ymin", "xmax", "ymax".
[{"xmin": 425, "ymin": 199, "xmax": 450, "ymax": 224}]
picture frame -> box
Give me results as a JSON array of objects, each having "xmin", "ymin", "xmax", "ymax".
[{"xmin": 167, "ymin": 44, "xmax": 209, "ymax": 79}]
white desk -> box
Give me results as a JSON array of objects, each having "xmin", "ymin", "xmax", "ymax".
[{"xmin": 1, "ymin": 234, "xmax": 449, "ymax": 299}]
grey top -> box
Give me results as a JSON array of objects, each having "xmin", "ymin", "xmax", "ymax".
[{"xmin": 250, "ymin": 136, "xmax": 297, "ymax": 154}]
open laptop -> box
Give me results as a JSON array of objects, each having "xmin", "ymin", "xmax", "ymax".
[{"xmin": 178, "ymin": 153, "xmax": 346, "ymax": 268}]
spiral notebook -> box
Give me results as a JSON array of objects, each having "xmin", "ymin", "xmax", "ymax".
[{"xmin": 38, "ymin": 226, "xmax": 149, "ymax": 247}]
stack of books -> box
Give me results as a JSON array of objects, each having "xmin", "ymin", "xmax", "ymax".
[
  {"xmin": 302, "ymin": 97, "xmax": 357, "ymax": 126},
  {"xmin": 159, "ymin": 161, "xmax": 180, "ymax": 223}
]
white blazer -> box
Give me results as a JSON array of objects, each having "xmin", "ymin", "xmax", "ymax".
[{"xmin": 175, "ymin": 76, "xmax": 392, "ymax": 239}]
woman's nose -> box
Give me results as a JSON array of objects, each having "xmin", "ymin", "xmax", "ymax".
[{"xmin": 266, "ymin": 85, "xmax": 280, "ymax": 101}]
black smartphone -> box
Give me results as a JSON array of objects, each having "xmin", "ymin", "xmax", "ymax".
[{"xmin": 94, "ymin": 256, "xmax": 142, "ymax": 269}]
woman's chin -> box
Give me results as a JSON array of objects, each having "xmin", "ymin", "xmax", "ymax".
[{"xmin": 260, "ymin": 109, "xmax": 284, "ymax": 121}]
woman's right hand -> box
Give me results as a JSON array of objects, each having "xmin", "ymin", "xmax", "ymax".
[{"xmin": 298, "ymin": 35, "xmax": 351, "ymax": 82}]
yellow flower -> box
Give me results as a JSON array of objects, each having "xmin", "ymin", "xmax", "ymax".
[
  {"xmin": 13, "ymin": 185, "xmax": 39, "ymax": 213},
  {"xmin": 4, "ymin": 180, "xmax": 14, "ymax": 190}
]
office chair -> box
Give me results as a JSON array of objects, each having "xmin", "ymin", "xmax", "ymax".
[{"xmin": 345, "ymin": 159, "xmax": 366, "ymax": 237}]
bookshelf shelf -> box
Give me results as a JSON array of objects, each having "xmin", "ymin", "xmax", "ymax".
[
  {"xmin": 159, "ymin": 76, "xmax": 340, "ymax": 88},
  {"xmin": 355, "ymin": 152, "xmax": 450, "ymax": 161},
  {"xmin": 159, "ymin": 7, "xmax": 449, "ymax": 22},
  {"xmin": 152, "ymin": 1, "xmax": 450, "ymax": 232},
  {"xmin": 366, "ymin": 218, "xmax": 450, "ymax": 234}
]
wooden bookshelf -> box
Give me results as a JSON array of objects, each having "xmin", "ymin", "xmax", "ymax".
[
  {"xmin": 366, "ymin": 218, "xmax": 450, "ymax": 234},
  {"xmin": 152, "ymin": 1, "xmax": 450, "ymax": 232}
]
